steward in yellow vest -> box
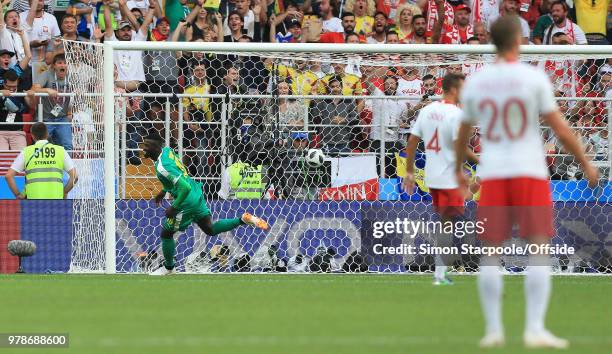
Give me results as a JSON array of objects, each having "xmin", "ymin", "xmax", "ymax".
[
  {"xmin": 4, "ymin": 122, "xmax": 78, "ymax": 199},
  {"xmin": 227, "ymin": 162, "xmax": 265, "ymax": 199}
]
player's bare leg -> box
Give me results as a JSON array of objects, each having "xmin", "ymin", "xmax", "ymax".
[
  {"xmin": 523, "ymin": 236, "xmax": 569, "ymax": 349},
  {"xmin": 478, "ymin": 243, "xmax": 504, "ymax": 348}
]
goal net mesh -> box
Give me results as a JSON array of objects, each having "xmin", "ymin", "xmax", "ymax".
[{"xmin": 64, "ymin": 40, "xmax": 611, "ymax": 274}]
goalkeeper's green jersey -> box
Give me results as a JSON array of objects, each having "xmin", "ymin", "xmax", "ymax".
[{"xmin": 154, "ymin": 147, "xmax": 201, "ymax": 199}]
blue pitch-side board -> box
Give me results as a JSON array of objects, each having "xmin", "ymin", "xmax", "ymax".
[{"xmin": 3, "ymin": 199, "xmax": 610, "ymax": 273}]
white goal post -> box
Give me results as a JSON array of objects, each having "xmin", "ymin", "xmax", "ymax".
[{"xmin": 94, "ymin": 42, "xmax": 611, "ymax": 274}]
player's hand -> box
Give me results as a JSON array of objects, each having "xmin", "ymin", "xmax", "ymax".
[
  {"xmin": 165, "ymin": 205, "xmax": 178, "ymax": 218},
  {"xmin": 455, "ymin": 169, "xmax": 469, "ymax": 198},
  {"xmin": 154, "ymin": 191, "xmax": 166, "ymax": 206},
  {"xmin": 402, "ymin": 172, "xmax": 415, "ymax": 194},
  {"xmin": 583, "ymin": 163, "xmax": 599, "ymax": 188},
  {"xmin": 1, "ymin": 89, "xmax": 11, "ymax": 97},
  {"xmin": 16, "ymin": 192, "xmax": 25, "ymax": 200}
]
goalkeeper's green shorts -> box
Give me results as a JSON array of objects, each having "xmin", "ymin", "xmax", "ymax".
[{"xmin": 162, "ymin": 190, "xmax": 211, "ymax": 232}]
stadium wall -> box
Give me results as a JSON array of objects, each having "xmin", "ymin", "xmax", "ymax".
[{"xmin": 0, "ymin": 195, "xmax": 609, "ymax": 273}]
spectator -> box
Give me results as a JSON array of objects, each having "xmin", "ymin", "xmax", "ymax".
[
  {"xmin": 473, "ymin": 21, "xmax": 489, "ymax": 43},
  {"xmin": 103, "ymin": 0, "xmax": 149, "ymax": 92},
  {"xmin": 492, "ymin": 0, "xmax": 530, "ymax": 43},
  {"xmin": 318, "ymin": 0, "xmax": 342, "ymax": 33},
  {"xmin": 21, "ymin": 0, "xmax": 60, "ymax": 83},
  {"xmin": 588, "ymin": 122, "xmax": 608, "ymax": 161},
  {"xmin": 406, "ymin": 14, "xmax": 429, "ymax": 44},
  {"xmin": 273, "ymin": 17, "xmax": 302, "ymax": 42},
  {"xmin": 265, "ymin": 58, "xmax": 317, "ymax": 96},
  {"xmin": 223, "ymin": 0, "xmax": 265, "ymax": 39},
  {"xmin": 608, "ymin": 2, "xmax": 612, "ymax": 44},
  {"xmin": 397, "ymin": 67, "xmax": 423, "ymax": 106},
  {"xmin": 300, "ymin": 13, "xmax": 324, "ymax": 42},
  {"xmin": 0, "ymin": 29, "xmax": 31, "ymax": 87},
  {"xmin": 434, "ymin": 3, "xmax": 473, "ymax": 44},
  {"xmin": 65, "ymin": 0, "xmax": 97, "ymax": 40},
  {"xmin": 469, "ymin": 0, "xmax": 501, "ymax": 30},
  {"xmin": 319, "ymin": 11, "xmax": 362, "ymax": 43},
  {"xmin": 186, "ymin": 1, "xmax": 223, "ymax": 41},
  {"xmin": 532, "ymin": 0, "xmax": 552, "ymax": 44},
  {"xmin": 232, "ymin": 35, "xmax": 268, "ymax": 94},
  {"xmin": 363, "ymin": 73, "xmax": 409, "ymax": 177},
  {"xmin": 542, "ymin": 0, "xmax": 588, "ymax": 44},
  {"xmin": 404, "ymin": 73, "xmax": 435, "ymax": 124},
  {"xmin": 272, "ymin": 80, "xmax": 307, "ymax": 134},
  {"xmin": 424, "ymin": 0, "xmax": 455, "ymax": 39},
  {"xmin": 31, "ymin": 53, "xmax": 73, "ymax": 151},
  {"xmin": 182, "ymin": 60, "xmax": 213, "ymax": 177},
  {"xmin": 366, "ymin": 11, "xmax": 387, "ymax": 44},
  {"xmin": 345, "ymin": 0, "xmax": 375, "ymax": 36},
  {"xmin": 268, "ymin": 1, "xmax": 302, "ymax": 36},
  {"xmin": 226, "ymin": 6, "xmax": 263, "ymax": 42},
  {"xmin": 311, "ymin": 75, "xmax": 358, "ymax": 154},
  {"xmin": 392, "ymin": 4, "xmax": 422, "ymax": 42},
  {"xmin": 126, "ymin": 0, "xmax": 153, "ymax": 17},
  {"xmin": 142, "ymin": 15, "xmax": 180, "ymax": 103},
  {"xmin": 318, "ymin": 62, "xmax": 363, "ymax": 112},
  {"xmin": 113, "ymin": 64, "xmax": 142, "ymax": 165},
  {"xmin": 11, "ymin": 0, "xmax": 56, "ymax": 14},
  {"xmin": 575, "ymin": 0, "xmax": 609, "ymax": 44},
  {"xmin": 213, "ymin": 64, "xmax": 251, "ymax": 164},
  {"xmin": 45, "ymin": 15, "xmax": 89, "ymax": 66},
  {"xmin": 385, "ymin": 30, "xmax": 400, "ymax": 43},
  {"xmin": 0, "ymin": 69, "xmax": 33, "ymax": 151},
  {"xmin": 0, "ymin": 6, "xmax": 26, "ymax": 67}
]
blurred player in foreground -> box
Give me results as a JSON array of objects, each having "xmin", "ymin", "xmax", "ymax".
[
  {"xmin": 143, "ymin": 133, "xmax": 269, "ymax": 276},
  {"xmin": 455, "ymin": 16, "xmax": 599, "ymax": 349},
  {"xmin": 403, "ymin": 72, "xmax": 479, "ymax": 285}
]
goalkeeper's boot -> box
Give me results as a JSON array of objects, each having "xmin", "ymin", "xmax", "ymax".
[
  {"xmin": 479, "ymin": 332, "xmax": 505, "ymax": 348},
  {"xmin": 241, "ymin": 213, "xmax": 269, "ymax": 231},
  {"xmin": 150, "ymin": 266, "xmax": 175, "ymax": 276},
  {"xmin": 523, "ymin": 330, "xmax": 569, "ymax": 349}
]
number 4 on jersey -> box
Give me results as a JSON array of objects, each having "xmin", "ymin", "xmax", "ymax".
[{"xmin": 426, "ymin": 128, "xmax": 441, "ymax": 153}]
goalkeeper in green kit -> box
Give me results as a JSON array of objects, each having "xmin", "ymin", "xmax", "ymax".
[{"xmin": 143, "ymin": 134, "xmax": 269, "ymax": 275}]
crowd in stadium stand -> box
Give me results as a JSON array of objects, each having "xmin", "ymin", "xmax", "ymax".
[{"xmin": 0, "ymin": 0, "xmax": 610, "ymax": 189}]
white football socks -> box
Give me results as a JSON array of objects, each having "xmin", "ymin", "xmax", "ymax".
[
  {"xmin": 525, "ymin": 254, "xmax": 551, "ymax": 334},
  {"xmin": 434, "ymin": 255, "xmax": 447, "ymax": 280},
  {"xmin": 479, "ymin": 256, "xmax": 503, "ymax": 335}
]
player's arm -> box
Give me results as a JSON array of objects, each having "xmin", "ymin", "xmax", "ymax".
[
  {"xmin": 542, "ymin": 110, "xmax": 599, "ymax": 187},
  {"xmin": 165, "ymin": 176, "xmax": 192, "ymax": 217},
  {"xmin": 402, "ymin": 134, "xmax": 420, "ymax": 193},
  {"xmin": 454, "ymin": 122, "xmax": 472, "ymax": 196}
]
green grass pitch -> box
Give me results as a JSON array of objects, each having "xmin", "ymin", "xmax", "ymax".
[{"xmin": 0, "ymin": 274, "xmax": 610, "ymax": 354}]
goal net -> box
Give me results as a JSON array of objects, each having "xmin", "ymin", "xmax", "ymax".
[{"xmin": 63, "ymin": 41, "xmax": 611, "ymax": 274}]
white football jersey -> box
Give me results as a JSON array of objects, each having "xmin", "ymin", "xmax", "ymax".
[
  {"xmin": 461, "ymin": 62, "xmax": 558, "ymax": 180},
  {"xmin": 411, "ymin": 101, "xmax": 462, "ymax": 189}
]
